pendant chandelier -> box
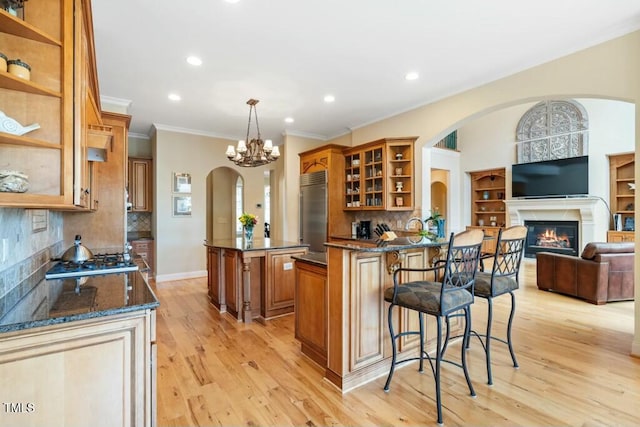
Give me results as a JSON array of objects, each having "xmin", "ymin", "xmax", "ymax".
[{"xmin": 225, "ymin": 99, "xmax": 280, "ymax": 167}]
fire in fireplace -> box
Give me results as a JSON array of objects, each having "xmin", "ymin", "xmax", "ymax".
[
  {"xmin": 524, "ymin": 220, "xmax": 579, "ymax": 258},
  {"xmin": 536, "ymin": 228, "xmax": 571, "ymax": 249}
]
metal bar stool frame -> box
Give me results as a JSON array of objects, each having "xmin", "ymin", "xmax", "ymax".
[
  {"xmin": 470, "ymin": 225, "xmax": 528, "ymax": 385},
  {"xmin": 383, "ymin": 229, "xmax": 484, "ymax": 425}
]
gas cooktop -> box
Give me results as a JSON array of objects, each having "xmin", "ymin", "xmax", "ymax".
[{"xmin": 45, "ymin": 252, "xmax": 139, "ymax": 280}]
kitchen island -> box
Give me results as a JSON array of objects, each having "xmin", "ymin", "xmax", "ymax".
[
  {"xmin": 205, "ymin": 238, "xmax": 308, "ymax": 323},
  {"xmin": 294, "ymin": 236, "xmax": 461, "ymax": 392},
  {"xmin": 0, "ymin": 266, "xmax": 159, "ymax": 426}
]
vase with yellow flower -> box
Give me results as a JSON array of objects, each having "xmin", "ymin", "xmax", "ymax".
[{"xmin": 239, "ymin": 212, "xmax": 258, "ymax": 243}]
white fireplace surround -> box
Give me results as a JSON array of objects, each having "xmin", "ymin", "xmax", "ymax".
[{"xmin": 504, "ymin": 197, "xmax": 607, "ymax": 251}]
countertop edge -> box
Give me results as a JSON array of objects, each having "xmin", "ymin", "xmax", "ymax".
[
  {"xmin": 292, "ymin": 253, "xmax": 327, "ymax": 267},
  {"xmin": 0, "ymin": 301, "xmax": 160, "ymax": 334},
  {"xmin": 325, "ymin": 238, "xmax": 447, "ymax": 252}
]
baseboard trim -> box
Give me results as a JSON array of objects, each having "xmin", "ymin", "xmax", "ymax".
[{"xmin": 155, "ymin": 270, "xmax": 207, "ymax": 283}]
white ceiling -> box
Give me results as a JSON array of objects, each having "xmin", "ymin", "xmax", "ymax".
[{"xmin": 91, "ymin": 0, "xmax": 640, "ymax": 143}]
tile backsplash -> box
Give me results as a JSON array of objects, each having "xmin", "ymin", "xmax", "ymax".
[
  {"xmin": 0, "ymin": 208, "xmax": 64, "ymax": 320},
  {"xmin": 127, "ymin": 212, "xmax": 152, "ymax": 232}
]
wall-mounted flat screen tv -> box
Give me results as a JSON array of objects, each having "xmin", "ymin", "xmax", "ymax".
[{"xmin": 511, "ymin": 156, "xmax": 589, "ymax": 198}]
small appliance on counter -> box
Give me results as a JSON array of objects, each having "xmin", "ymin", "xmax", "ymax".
[
  {"xmin": 351, "ymin": 222, "xmax": 359, "ymax": 238},
  {"xmin": 359, "ymin": 220, "xmax": 372, "ymax": 239}
]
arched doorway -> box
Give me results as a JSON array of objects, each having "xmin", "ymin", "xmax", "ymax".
[{"xmin": 206, "ymin": 167, "xmax": 243, "ymax": 240}]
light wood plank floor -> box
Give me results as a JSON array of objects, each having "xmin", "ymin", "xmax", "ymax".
[{"xmin": 152, "ymin": 259, "xmax": 639, "ymax": 426}]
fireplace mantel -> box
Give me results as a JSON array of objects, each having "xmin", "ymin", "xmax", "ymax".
[{"xmin": 504, "ymin": 197, "xmax": 604, "ymax": 251}]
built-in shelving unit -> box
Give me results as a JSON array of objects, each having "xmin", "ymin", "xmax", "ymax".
[
  {"xmin": 608, "ymin": 153, "xmax": 635, "ymax": 242},
  {"xmin": 343, "ymin": 136, "xmax": 416, "ymax": 211},
  {"xmin": 467, "ymin": 167, "xmax": 506, "ymax": 253}
]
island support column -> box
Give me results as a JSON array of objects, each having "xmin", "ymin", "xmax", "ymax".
[{"xmin": 241, "ymin": 254, "xmax": 253, "ymax": 323}]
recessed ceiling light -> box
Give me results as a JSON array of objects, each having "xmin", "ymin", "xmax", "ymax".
[
  {"xmin": 186, "ymin": 56, "xmax": 202, "ymax": 66},
  {"xmin": 324, "ymin": 94, "xmax": 335, "ymax": 103},
  {"xmin": 168, "ymin": 93, "xmax": 181, "ymax": 101},
  {"xmin": 405, "ymin": 72, "xmax": 419, "ymax": 81},
  {"xmin": 284, "ymin": 117, "xmax": 294, "ymax": 124}
]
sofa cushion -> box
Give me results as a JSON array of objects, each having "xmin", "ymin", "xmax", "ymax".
[{"xmin": 580, "ymin": 242, "xmax": 635, "ymax": 260}]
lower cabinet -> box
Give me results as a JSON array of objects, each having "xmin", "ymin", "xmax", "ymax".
[
  {"xmin": 607, "ymin": 231, "xmax": 634, "ymax": 242},
  {"xmin": 131, "ymin": 239, "xmax": 154, "ymax": 277},
  {"xmin": 323, "ymin": 246, "xmax": 462, "ymax": 391},
  {"xmin": 206, "ymin": 245, "xmax": 308, "ymax": 322},
  {"xmin": 294, "ymin": 260, "xmax": 328, "ymax": 367},
  {"xmin": 466, "ymin": 225, "xmax": 501, "ymax": 254},
  {"xmin": 0, "ymin": 309, "xmax": 156, "ymax": 427}
]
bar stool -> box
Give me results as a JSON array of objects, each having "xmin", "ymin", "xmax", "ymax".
[
  {"xmin": 383, "ymin": 229, "xmax": 484, "ymax": 425},
  {"xmin": 471, "ymin": 225, "xmax": 528, "ymax": 385}
]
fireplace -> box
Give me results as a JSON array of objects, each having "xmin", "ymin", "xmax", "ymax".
[{"xmin": 524, "ymin": 220, "xmax": 579, "ymax": 258}]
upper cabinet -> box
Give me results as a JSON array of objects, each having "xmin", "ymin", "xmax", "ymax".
[
  {"xmin": 343, "ymin": 137, "xmax": 416, "ymax": 211},
  {"xmin": 299, "ymin": 144, "xmax": 350, "ymax": 237},
  {"xmin": 0, "ymin": 0, "xmax": 107, "ymax": 209},
  {"xmin": 128, "ymin": 157, "xmax": 153, "ymax": 212}
]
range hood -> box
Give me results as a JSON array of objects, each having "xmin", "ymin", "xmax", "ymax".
[{"xmin": 87, "ymin": 124, "xmax": 113, "ymax": 162}]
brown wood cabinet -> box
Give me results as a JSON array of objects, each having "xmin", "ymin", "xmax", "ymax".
[
  {"xmin": 606, "ymin": 231, "xmax": 634, "ymax": 243},
  {"xmin": 0, "ymin": 309, "xmax": 156, "ymax": 427},
  {"xmin": 299, "ymin": 145, "xmax": 350, "ymax": 237},
  {"xmin": 128, "ymin": 157, "xmax": 153, "ymax": 212},
  {"xmin": 608, "ymin": 153, "xmax": 635, "ymax": 242},
  {"xmin": 131, "ymin": 239, "xmax": 154, "ymax": 276},
  {"xmin": 322, "ymin": 245, "xmax": 461, "ymax": 391},
  {"xmin": 0, "ymin": 0, "xmax": 106, "ymax": 209},
  {"xmin": 343, "ymin": 137, "xmax": 417, "ymax": 211},
  {"xmin": 294, "ymin": 259, "xmax": 328, "ymax": 367},
  {"xmin": 64, "ymin": 112, "xmax": 130, "ymax": 249},
  {"xmin": 206, "ymin": 243, "xmax": 308, "ymax": 322}
]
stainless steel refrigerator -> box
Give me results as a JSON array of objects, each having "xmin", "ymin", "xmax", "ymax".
[{"xmin": 299, "ymin": 170, "xmax": 328, "ymax": 252}]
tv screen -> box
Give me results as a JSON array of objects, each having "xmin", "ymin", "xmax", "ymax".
[{"xmin": 511, "ymin": 156, "xmax": 589, "ymax": 198}]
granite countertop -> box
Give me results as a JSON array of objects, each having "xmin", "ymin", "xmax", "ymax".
[
  {"xmin": 204, "ymin": 238, "xmax": 309, "ymax": 252},
  {"xmin": 325, "ymin": 235, "xmax": 449, "ymax": 252},
  {"xmin": 292, "ymin": 251, "xmax": 327, "ymax": 266},
  {"xmin": 127, "ymin": 232, "xmax": 153, "ymax": 241},
  {"xmin": 0, "ymin": 269, "xmax": 159, "ymax": 334}
]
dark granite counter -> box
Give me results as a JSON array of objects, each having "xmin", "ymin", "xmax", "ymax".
[
  {"xmin": 0, "ymin": 269, "xmax": 159, "ymax": 334},
  {"xmin": 325, "ymin": 236, "xmax": 448, "ymax": 252},
  {"xmin": 204, "ymin": 238, "xmax": 308, "ymax": 252},
  {"xmin": 292, "ymin": 251, "xmax": 327, "ymax": 267},
  {"xmin": 127, "ymin": 231, "xmax": 153, "ymax": 241}
]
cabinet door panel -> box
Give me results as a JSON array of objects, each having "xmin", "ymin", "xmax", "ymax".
[{"xmin": 350, "ymin": 253, "xmax": 385, "ymax": 371}]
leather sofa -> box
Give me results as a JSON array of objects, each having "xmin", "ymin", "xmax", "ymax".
[{"xmin": 536, "ymin": 242, "xmax": 635, "ymax": 305}]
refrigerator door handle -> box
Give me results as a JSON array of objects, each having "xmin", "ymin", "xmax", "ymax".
[{"xmin": 299, "ymin": 193, "xmax": 304, "ymax": 243}]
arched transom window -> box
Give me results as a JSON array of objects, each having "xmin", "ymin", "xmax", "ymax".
[{"xmin": 515, "ymin": 99, "xmax": 588, "ymax": 163}]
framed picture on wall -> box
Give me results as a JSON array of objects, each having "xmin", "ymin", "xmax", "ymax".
[
  {"xmin": 173, "ymin": 172, "xmax": 191, "ymax": 193},
  {"xmin": 172, "ymin": 196, "xmax": 192, "ymax": 217}
]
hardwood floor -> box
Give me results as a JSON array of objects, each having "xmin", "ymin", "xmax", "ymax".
[{"xmin": 152, "ymin": 259, "xmax": 640, "ymax": 426}]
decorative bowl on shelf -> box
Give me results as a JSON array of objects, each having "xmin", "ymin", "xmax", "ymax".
[{"xmin": 0, "ymin": 170, "xmax": 29, "ymax": 193}]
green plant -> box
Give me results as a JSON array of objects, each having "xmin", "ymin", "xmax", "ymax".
[{"xmin": 425, "ymin": 209, "xmax": 443, "ymax": 222}]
